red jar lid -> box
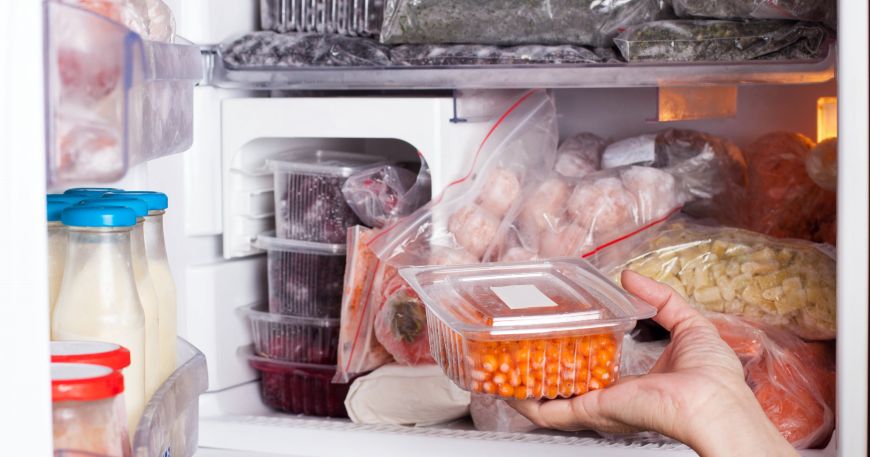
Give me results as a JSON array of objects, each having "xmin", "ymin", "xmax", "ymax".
[
  {"xmin": 51, "ymin": 341, "xmax": 131, "ymax": 371},
  {"xmin": 51, "ymin": 363, "xmax": 124, "ymax": 402}
]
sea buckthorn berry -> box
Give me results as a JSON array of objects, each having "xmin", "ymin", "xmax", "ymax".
[
  {"xmin": 498, "ymin": 353, "xmax": 512, "ymax": 373},
  {"xmin": 492, "ymin": 372, "xmax": 507, "ymax": 385},
  {"xmin": 498, "ymin": 384, "xmax": 515, "ymax": 397},
  {"xmin": 514, "ymin": 386, "xmax": 528, "ymax": 400},
  {"xmin": 574, "ymin": 383, "xmax": 588, "ymax": 395},
  {"xmin": 546, "ymin": 373, "xmax": 560, "ymax": 387},
  {"xmin": 592, "ymin": 365, "xmax": 608, "ymax": 380},
  {"xmin": 509, "ymin": 370, "xmax": 522, "ymax": 387},
  {"xmin": 471, "ymin": 370, "xmax": 490, "ymax": 382},
  {"xmin": 545, "ymin": 363, "xmax": 560, "ymax": 375},
  {"xmin": 588, "ymin": 378, "xmax": 602, "ymax": 391},
  {"xmin": 560, "ymin": 383, "xmax": 573, "ymax": 398},
  {"xmin": 531, "ymin": 384, "xmax": 543, "ymax": 397},
  {"xmin": 545, "ymin": 386, "xmax": 559, "ymax": 399},
  {"xmin": 483, "ymin": 381, "xmax": 497, "ymax": 394},
  {"xmin": 531, "ymin": 351, "xmax": 545, "ymax": 369},
  {"xmin": 482, "ymin": 353, "xmax": 498, "ymax": 373}
]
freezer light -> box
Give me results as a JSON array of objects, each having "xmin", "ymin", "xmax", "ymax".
[{"xmin": 817, "ymin": 96, "xmax": 837, "ymax": 142}]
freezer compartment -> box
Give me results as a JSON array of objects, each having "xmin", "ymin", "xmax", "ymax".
[
  {"xmin": 45, "ymin": 1, "xmax": 202, "ymax": 186},
  {"xmin": 133, "ymin": 338, "xmax": 208, "ymax": 457},
  {"xmin": 248, "ymin": 354, "xmax": 352, "ymax": 417},
  {"xmin": 260, "ymin": 0, "xmax": 384, "ymax": 36},
  {"xmin": 245, "ymin": 303, "xmax": 341, "ymax": 364}
]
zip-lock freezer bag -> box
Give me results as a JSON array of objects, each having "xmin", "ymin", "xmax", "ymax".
[
  {"xmin": 709, "ymin": 314, "xmax": 835, "ymax": 449},
  {"xmin": 380, "ymin": 0, "xmax": 672, "ymax": 47},
  {"xmin": 554, "ymin": 133, "xmax": 606, "ymax": 179},
  {"xmin": 373, "ymin": 278, "xmax": 435, "ymax": 366},
  {"xmin": 389, "ymin": 44, "xmax": 604, "ymax": 66},
  {"xmin": 671, "ymin": 0, "xmax": 836, "ymax": 28},
  {"xmin": 614, "ymin": 20, "xmax": 828, "ymax": 62},
  {"xmin": 221, "ymin": 32, "xmax": 391, "ymax": 68},
  {"xmin": 608, "ymin": 219, "xmax": 836, "ymax": 340},
  {"xmin": 342, "ymin": 161, "xmax": 432, "ymax": 229}
]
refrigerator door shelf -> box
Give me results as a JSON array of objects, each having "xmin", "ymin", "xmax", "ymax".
[{"xmin": 45, "ymin": 1, "xmax": 202, "ymax": 187}]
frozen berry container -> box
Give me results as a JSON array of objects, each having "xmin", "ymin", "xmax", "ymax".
[
  {"xmin": 244, "ymin": 304, "xmax": 340, "ymax": 364},
  {"xmin": 268, "ymin": 150, "xmax": 385, "ymax": 243},
  {"xmin": 256, "ymin": 233, "xmax": 347, "ymax": 318},
  {"xmin": 248, "ymin": 355, "xmax": 351, "ymax": 417},
  {"xmin": 399, "ymin": 258, "xmax": 656, "ymax": 401}
]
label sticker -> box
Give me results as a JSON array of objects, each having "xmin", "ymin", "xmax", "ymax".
[{"xmin": 491, "ymin": 285, "xmax": 559, "ymax": 310}]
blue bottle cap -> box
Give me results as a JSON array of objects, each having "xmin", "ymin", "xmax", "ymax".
[
  {"xmin": 47, "ymin": 201, "xmax": 69, "ymax": 222},
  {"xmin": 104, "ymin": 191, "xmax": 168, "ymax": 211},
  {"xmin": 48, "ymin": 194, "xmax": 88, "ymax": 206},
  {"xmin": 63, "ymin": 188, "xmax": 123, "ymax": 197},
  {"xmin": 81, "ymin": 197, "xmax": 148, "ymax": 218},
  {"xmin": 61, "ymin": 206, "xmax": 136, "ymax": 228}
]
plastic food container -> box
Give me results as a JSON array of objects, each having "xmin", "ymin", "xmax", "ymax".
[
  {"xmin": 260, "ymin": 0, "xmax": 384, "ymax": 36},
  {"xmin": 244, "ymin": 304, "xmax": 340, "ymax": 364},
  {"xmin": 51, "ymin": 341, "xmax": 131, "ymax": 372},
  {"xmin": 268, "ymin": 150, "xmax": 385, "ymax": 243},
  {"xmin": 256, "ymin": 233, "xmax": 347, "ymax": 318},
  {"xmin": 248, "ymin": 355, "xmax": 351, "ymax": 417},
  {"xmin": 400, "ymin": 258, "xmax": 656, "ymax": 400}
]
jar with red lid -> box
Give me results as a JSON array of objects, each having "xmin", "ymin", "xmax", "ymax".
[
  {"xmin": 52, "ymin": 363, "xmax": 131, "ymax": 457},
  {"xmin": 51, "ymin": 341, "xmax": 131, "ymax": 372}
]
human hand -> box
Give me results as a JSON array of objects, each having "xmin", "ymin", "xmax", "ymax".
[{"xmin": 510, "ymin": 270, "xmax": 797, "ymax": 457}]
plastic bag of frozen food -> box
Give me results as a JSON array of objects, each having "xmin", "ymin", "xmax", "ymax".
[
  {"xmin": 342, "ymin": 162, "xmax": 432, "ymax": 229},
  {"xmin": 380, "ymin": 0, "xmax": 671, "ymax": 47},
  {"xmin": 373, "ymin": 284, "xmax": 435, "ymax": 366},
  {"xmin": 672, "ymin": 0, "xmax": 836, "ymax": 28},
  {"xmin": 554, "ymin": 133, "xmax": 606, "ymax": 178},
  {"xmin": 806, "ymin": 137, "xmax": 837, "ymax": 192},
  {"xmin": 708, "ymin": 313, "xmax": 835, "ymax": 449},
  {"xmin": 608, "ymin": 219, "xmax": 836, "ymax": 340},
  {"xmin": 335, "ymin": 227, "xmax": 394, "ymax": 383},
  {"xmin": 221, "ymin": 32, "xmax": 391, "ymax": 69},
  {"xmin": 389, "ymin": 44, "xmax": 604, "ymax": 66},
  {"xmin": 614, "ymin": 20, "xmax": 828, "ymax": 62}
]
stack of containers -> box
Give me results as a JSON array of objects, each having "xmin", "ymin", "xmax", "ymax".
[{"xmin": 246, "ymin": 149, "xmax": 385, "ymax": 417}]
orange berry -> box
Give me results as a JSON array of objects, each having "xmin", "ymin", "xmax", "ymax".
[
  {"xmin": 471, "ymin": 381, "xmax": 483, "ymax": 393},
  {"xmin": 561, "ymin": 368, "xmax": 576, "ymax": 381},
  {"xmin": 545, "ymin": 386, "xmax": 559, "ymax": 399},
  {"xmin": 514, "ymin": 386, "xmax": 529, "ymax": 400},
  {"xmin": 471, "ymin": 370, "xmax": 490, "ymax": 382},
  {"xmin": 559, "ymin": 383, "xmax": 573, "ymax": 398},
  {"xmin": 523, "ymin": 374, "xmax": 536, "ymax": 388},
  {"xmin": 509, "ymin": 369, "xmax": 522, "ymax": 387},
  {"xmin": 546, "ymin": 373, "xmax": 560, "ymax": 387},
  {"xmin": 574, "ymin": 383, "xmax": 588, "ymax": 395},
  {"xmin": 498, "ymin": 353, "xmax": 512, "ymax": 373},
  {"xmin": 545, "ymin": 363, "xmax": 560, "ymax": 375},
  {"xmin": 588, "ymin": 378, "xmax": 602, "ymax": 391},
  {"xmin": 592, "ymin": 366, "xmax": 608, "ymax": 380},
  {"xmin": 531, "ymin": 351, "xmax": 545, "ymax": 369},
  {"xmin": 577, "ymin": 339, "xmax": 592, "ymax": 356},
  {"xmin": 531, "ymin": 384, "xmax": 544, "ymax": 398},
  {"xmin": 533, "ymin": 369, "xmax": 544, "ymax": 381},
  {"xmin": 482, "ymin": 353, "xmax": 498, "ymax": 373},
  {"xmin": 515, "ymin": 348, "xmax": 531, "ymax": 364},
  {"xmin": 483, "ymin": 381, "xmax": 497, "ymax": 394},
  {"xmin": 498, "ymin": 384, "xmax": 515, "ymax": 398}
]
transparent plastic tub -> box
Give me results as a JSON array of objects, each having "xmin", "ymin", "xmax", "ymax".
[
  {"xmin": 45, "ymin": 0, "xmax": 202, "ymax": 186},
  {"xmin": 248, "ymin": 354, "xmax": 351, "ymax": 417},
  {"xmin": 132, "ymin": 338, "xmax": 208, "ymax": 457},
  {"xmin": 260, "ymin": 0, "xmax": 384, "ymax": 35},
  {"xmin": 256, "ymin": 233, "xmax": 347, "ymax": 318},
  {"xmin": 268, "ymin": 150, "xmax": 385, "ymax": 243},
  {"xmin": 244, "ymin": 303, "xmax": 341, "ymax": 364},
  {"xmin": 399, "ymin": 258, "xmax": 656, "ymax": 400}
]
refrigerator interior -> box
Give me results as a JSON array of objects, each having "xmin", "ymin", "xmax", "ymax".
[{"xmin": 1, "ymin": 1, "xmax": 866, "ymax": 456}]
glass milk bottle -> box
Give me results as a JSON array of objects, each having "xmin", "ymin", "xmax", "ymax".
[
  {"xmin": 46, "ymin": 200, "xmax": 70, "ymax": 316},
  {"xmin": 109, "ymin": 191, "xmax": 177, "ymax": 382},
  {"xmin": 82, "ymin": 197, "xmax": 160, "ymax": 399},
  {"xmin": 52, "ymin": 205, "xmax": 146, "ymax": 435}
]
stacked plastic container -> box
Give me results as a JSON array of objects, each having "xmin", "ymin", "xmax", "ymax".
[{"xmin": 246, "ymin": 149, "xmax": 385, "ymax": 417}]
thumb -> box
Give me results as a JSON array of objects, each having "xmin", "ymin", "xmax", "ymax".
[{"xmin": 621, "ymin": 270, "xmax": 703, "ymax": 333}]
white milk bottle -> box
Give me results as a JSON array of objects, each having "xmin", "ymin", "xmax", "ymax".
[
  {"xmin": 46, "ymin": 194, "xmax": 88, "ymax": 324},
  {"xmin": 111, "ymin": 191, "xmax": 176, "ymax": 382},
  {"xmin": 82, "ymin": 196, "xmax": 160, "ymax": 400},
  {"xmin": 52, "ymin": 205, "xmax": 146, "ymax": 435}
]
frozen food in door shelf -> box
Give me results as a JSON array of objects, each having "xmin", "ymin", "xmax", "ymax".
[{"xmin": 52, "ymin": 206, "xmax": 146, "ymax": 436}]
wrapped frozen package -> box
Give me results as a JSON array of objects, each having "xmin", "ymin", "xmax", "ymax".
[
  {"xmin": 342, "ymin": 162, "xmax": 432, "ymax": 229},
  {"xmin": 380, "ymin": 0, "xmax": 671, "ymax": 46},
  {"xmin": 609, "ymin": 219, "xmax": 836, "ymax": 340},
  {"xmin": 469, "ymin": 394, "xmax": 537, "ymax": 433},
  {"xmin": 390, "ymin": 44, "xmax": 604, "ymax": 66},
  {"xmin": 345, "ymin": 364, "xmax": 471, "ymax": 426},
  {"xmin": 708, "ymin": 314, "xmax": 835, "ymax": 449},
  {"xmin": 614, "ymin": 20, "xmax": 828, "ymax": 62},
  {"xmin": 373, "ymin": 286, "xmax": 435, "ymax": 366},
  {"xmin": 554, "ymin": 133, "xmax": 606, "ymax": 178},
  {"xmin": 671, "ymin": 0, "xmax": 836, "ymax": 28},
  {"xmin": 221, "ymin": 32, "xmax": 391, "ymax": 69}
]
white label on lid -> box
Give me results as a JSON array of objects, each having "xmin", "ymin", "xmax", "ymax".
[{"xmin": 491, "ymin": 285, "xmax": 559, "ymax": 310}]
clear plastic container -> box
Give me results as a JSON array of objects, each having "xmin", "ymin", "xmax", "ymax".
[
  {"xmin": 248, "ymin": 354, "xmax": 351, "ymax": 417},
  {"xmin": 45, "ymin": 1, "xmax": 202, "ymax": 186},
  {"xmin": 399, "ymin": 258, "xmax": 656, "ymax": 400},
  {"xmin": 244, "ymin": 304, "xmax": 340, "ymax": 364},
  {"xmin": 260, "ymin": 0, "xmax": 384, "ymax": 36},
  {"xmin": 51, "ymin": 341, "xmax": 131, "ymax": 373},
  {"xmin": 52, "ymin": 363, "xmax": 131, "ymax": 457},
  {"xmin": 268, "ymin": 150, "xmax": 385, "ymax": 243},
  {"xmin": 133, "ymin": 338, "xmax": 208, "ymax": 457},
  {"xmin": 255, "ymin": 233, "xmax": 347, "ymax": 318}
]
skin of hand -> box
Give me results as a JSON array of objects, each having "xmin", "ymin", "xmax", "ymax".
[{"xmin": 510, "ymin": 270, "xmax": 798, "ymax": 457}]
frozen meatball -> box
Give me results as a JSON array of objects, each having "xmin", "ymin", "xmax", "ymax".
[
  {"xmin": 500, "ymin": 247, "xmax": 538, "ymax": 262},
  {"xmin": 519, "ymin": 178, "xmax": 572, "ymax": 233},
  {"xmin": 567, "ymin": 177, "xmax": 636, "ymax": 238},
  {"xmin": 478, "ymin": 167, "xmax": 522, "ymax": 218},
  {"xmin": 620, "ymin": 166, "xmax": 681, "ymax": 221},
  {"xmin": 429, "ymin": 246, "xmax": 479, "ymax": 266},
  {"xmin": 555, "ymin": 133, "xmax": 605, "ymax": 178},
  {"xmin": 539, "ymin": 223, "xmax": 590, "ymax": 258},
  {"xmin": 447, "ymin": 204, "xmax": 501, "ymax": 260}
]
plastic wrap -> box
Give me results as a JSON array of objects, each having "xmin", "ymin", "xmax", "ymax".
[
  {"xmin": 345, "ymin": 364, "xmax": 470, "ymax": 425},
  {"xmin": 610, "ymin": 219, "xmax": 836, "ymax": 340},
  {"xmin": 342, "ymin": 162, "xmax": 432, "ymax": 229},
  {"xmin": 806, "ymin": 137, "xmax": 837, "ymax": 192},
  {"xmin": 614, "ymin": 20, "xmax": 828, "ymax": 62},
  {"xmin": 259, "ymin": 0, "xmax": 385, "ymax": 36},
  {"xmin": 390, "ymin": 44, "xmax": 604, "ymax": 66},
  {"xmin": 373, "ymin": 288, "xmax": 435, "ymax": 366},
  {"xmin": 554, "ymin": 133, "xmax": 606, "ymax": 178},
  {"xmin": 672, "ymin": 0, "xmax": 836, "ymax": 27},
  {"xmin": 73, "ymin": 0, "xmax": 175, "ymax": 42},
  {"xmin": 221, "ymin": 32, "xmax": 391, "ymax": 68},
  {"xmin": 469, "ymin": 394, "xmax": 538, "ymax": 433},
  {"xmin": 380, "ymin": 0, "xmax": 671, "ymax": 47},
  {"xmin": 335, "ymin": 227, "xmax": 393, "ymax": 383},
  {"xmin": 708, "ymin": 314, "xmax": 835, "ymax": 449}
]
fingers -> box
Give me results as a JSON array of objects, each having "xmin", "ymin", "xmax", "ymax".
[
  {"xmin": 508, "ymin": 386, "xmax": 642, "ymax": 434},
  {"xmin": 621, "ymin": 270, "xmax": 703, "ymax": 333}
]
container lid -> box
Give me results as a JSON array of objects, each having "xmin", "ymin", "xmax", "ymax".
[
  {"xmin": 255, "ymin": 232, "xmax": 346, "ymax": 255},
  {"xmin": 51, "ymin": 341, "xmax": 131, "ymax": 371},
  {"xmin": 61, "ymin": 206, "xmax": 136, "ymax": 228},
  {"xmin": 81, "ymin": 197, "xmax": 148, "ymax": 218},
  {"xmin": 267, "ymin": 150, "xmax": 386, "ymax": 178},
  {"xmin": 247, "ymin": 352, "xmax": 339, "ymax": 374},
  {"xmin": 63, "ymin": 188, "xmax": 122, "ymax": 197},
  {"xmin": 399, "ymin": 258, "xmax": 657, "ymax": 339},
  {"xmin": 51, "ymin": 363, "xmax": 124, "ymax": 402},
  {"xmin": 47, "ymin": 201, "xmax": 69, "ymax": 222},
  {"xmin": 244, "ymin": 303, "xmax": 340, "ymax": 328},
  {"xmin": 47, "ymin": 194, "xmax": 88, "ymax": 206},
  {"xmin": 105, "ymin": 191, "xmax": 168, "ymax": 211}
]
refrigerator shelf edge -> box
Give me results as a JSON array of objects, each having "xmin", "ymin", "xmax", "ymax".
[{"xmin": 201, "ymin": 45, "xmax": 835, "ymax": 91}]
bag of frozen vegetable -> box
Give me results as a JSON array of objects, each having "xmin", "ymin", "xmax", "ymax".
[
  {"xmin": 380, "ymin": 0, "xmax": 671, "ymax": 47},
  {"xmin": 608, "ymin": 219, "xmax": 836, "ymax": 340},
  {"xmin": 671, "ymin": 0, "xmax": 836, "ymax": 28},
  {"xmin": 390, "ymin": 44, "xmax": 605, "ymax": 66},
  {"xmin": 614, "ymin": 20, "xmax": 828, "ymax": 62}
]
